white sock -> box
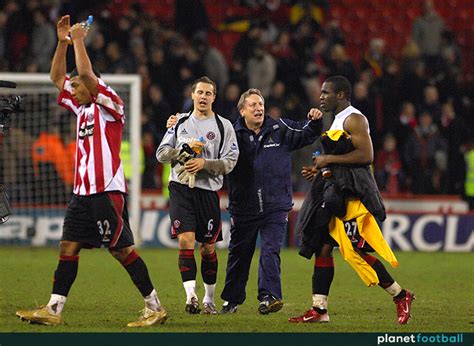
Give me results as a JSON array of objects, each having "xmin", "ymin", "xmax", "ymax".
[
  {"xmin": 144, "ymin": 289, "xmax": 161, "ymax": 311},
  {"xmin": 47, "ymin": 294, "xmax": 66, "ymax": 315},
  {"xmin": 312, "ymin": 294, "xmax": 328, "ymax": 310},
  {"xmin": 385, "ymin": 281, "xmax": 402, "ymax": 297},
  {"xmin": 202, "ymin": 283, "xmax": 216, "ymax": 304},
  {"xmin": 183, "ymin": 280, "xmax": 197, "ymax": 303}
]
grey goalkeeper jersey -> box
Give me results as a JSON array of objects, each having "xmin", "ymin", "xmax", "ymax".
[{"xmin": 156, "ymin": 112, "xmax": 239, "ymax": 191}]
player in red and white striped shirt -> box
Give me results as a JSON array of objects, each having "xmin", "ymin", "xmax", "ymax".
[
  {"xmin": 58, "ymin": 75, "xmax": 127, "ymax": 196},
  {"xmin": 16, "ymin": 15, "xmax": 166, "ymax": 328}
]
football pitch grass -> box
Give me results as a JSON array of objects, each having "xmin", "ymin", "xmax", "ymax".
[{"xmin": 0, "ymin": 246, "xmax": 473, "ymax": 333}]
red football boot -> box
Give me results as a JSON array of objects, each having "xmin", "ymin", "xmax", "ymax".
[
  {"xmin": 288, "ymin": 308, "xmax": 329, "ymax": 323},
  {"xmin": 394, "ymin": 290, "xmax": 415, "ymax": 324}
]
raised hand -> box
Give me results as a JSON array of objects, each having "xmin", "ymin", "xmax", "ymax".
[
  {"xmin": 69, "ymin": 22, "xmax": 87, "ymax": 42},
  {"xmin": 307, "ymin": 108, "xmax": 323, "ymax": 121},
  {"xmin": 57, "ymin": 15, "xmax": 70, "ymax": 42},
  {"xmin": 166, "ymin": 113, "xmax": 179, "ymax": 129}
]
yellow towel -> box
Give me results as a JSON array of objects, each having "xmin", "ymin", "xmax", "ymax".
[
  {"xmin": 324, "ymin": 129, "xmax": 351, "ymax": 141},
  {"xmin": 329, "ymin": 200, "xmax": 398, "ymax": 287}
]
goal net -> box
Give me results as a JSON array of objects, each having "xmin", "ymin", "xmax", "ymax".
[{"xmin": 0, "ymin": 73, "xmax": 142, "ymax": 243}]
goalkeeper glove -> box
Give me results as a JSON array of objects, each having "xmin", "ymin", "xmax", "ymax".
[
  {"xmin": 174, "ymin": 143, "xmax": 199, "ymax": 188},
  {"xmin": 176, "ymin": 165, "xmax": 196, "ymax": 188},
  {"xmin": 175, "ymin": 143, "xmax": 196, "ymax": 165}
]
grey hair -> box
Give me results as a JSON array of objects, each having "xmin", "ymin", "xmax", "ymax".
[{"xmin": 237, "ymin": 88, "xmax": 264, "ymax": 110}]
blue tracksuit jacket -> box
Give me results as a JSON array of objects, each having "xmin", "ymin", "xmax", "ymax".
[{"xmin": 227, "ymin": 115, "xmax": 322, "ymax": 216}]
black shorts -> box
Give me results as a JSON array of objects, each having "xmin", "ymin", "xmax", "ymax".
[
  {"xmin": 169, "ymin": 181, "xmax": 222, "ymax": 243},
  {"xmin": 324, "ymin": 218, "xmax": 375, "ymax": 252},
  {"xmin": 62, "ymin": 192, "xmax": 134, "ymax": 249}
]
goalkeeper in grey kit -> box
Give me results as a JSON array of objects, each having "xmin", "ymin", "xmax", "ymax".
[{"xmin": 156, "ymin": 76, "xmax": 239, "ymax": 315}]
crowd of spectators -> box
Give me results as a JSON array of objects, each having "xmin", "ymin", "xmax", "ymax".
[{"xmin": 0, "ymin": 0, "xmax": 472, "ymax": 198}]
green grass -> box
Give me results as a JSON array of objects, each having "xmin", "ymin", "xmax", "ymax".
[{"xmin": 0, "ymin": 247, "xmax": 473, "ymax": 333}]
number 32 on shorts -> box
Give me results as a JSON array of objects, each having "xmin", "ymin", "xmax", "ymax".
[{"xmin": 97, "ymin": 219, "xmax": 111, "ymax": 243}]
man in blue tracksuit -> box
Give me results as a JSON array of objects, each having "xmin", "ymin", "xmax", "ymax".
[{"xmin": 220, "ymin": 88, "xmax": 323, "ymax": 314}]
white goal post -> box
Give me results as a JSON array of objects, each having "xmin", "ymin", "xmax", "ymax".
[{"xmin": 0, "ymin": 73, "xmax": 142, "ymax": 244}]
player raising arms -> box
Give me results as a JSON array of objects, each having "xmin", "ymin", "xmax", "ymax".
[{"xmin": 16, "ymin": 15, "xmax": 167, "ymax": 327}]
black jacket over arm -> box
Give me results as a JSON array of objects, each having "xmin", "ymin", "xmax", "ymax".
[{"xmin": 296, "ymin": 133, "xmax": 386, "ymax": 259}]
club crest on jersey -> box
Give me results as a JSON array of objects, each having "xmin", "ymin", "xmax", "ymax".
[
  {"xmin": 231, "ymin": 142, "xmax": 237, "ymax": 151},
  {"xmin": 206, "ymin": 131, "xmax": 216, "ymax": 140},
  {"xmin": 79, "ymin": 123, "xmax": 94, "ymax": 139},
  {"xmin": 173, "ymin": 219, "xmax": 181, "ymax": 229},
  {"xmin": 180, "ymin": 128, "xmax": 188, "ymax": 135}
]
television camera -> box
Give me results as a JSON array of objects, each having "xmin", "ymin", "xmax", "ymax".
[{"xmin": 0, "ymin": 80, "xmax": 22, "ymax": 223}]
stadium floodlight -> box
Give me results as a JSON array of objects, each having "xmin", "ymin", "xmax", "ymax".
[{"xmin": 0, "ymin": 73, "xmax": 142, "ymax": 244}]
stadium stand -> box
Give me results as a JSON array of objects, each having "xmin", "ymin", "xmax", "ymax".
[{"xmin": 0, "ymin": 0, "xmax": 472, "ymax": 199}]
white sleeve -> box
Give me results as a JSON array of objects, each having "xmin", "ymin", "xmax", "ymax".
[{"xmin": 156, "ymin": 126, "xmax": 179, "ymax": 163}]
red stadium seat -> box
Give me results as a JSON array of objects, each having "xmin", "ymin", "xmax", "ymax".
[
  {"xmin": 225, "ymin": 6, "xmax": 252, "ymax": 18},
  {"xmin": 367, "ymin": 21, "xmax": 382, "ymax": 35},
  {"xmin": 370, "ymin": 0, "xmax": 389, "ymax": 9},
  {"xmin": 447, "ymin": 0, "xmax": 460, "ymax": 6},
  {"xmin": 381, "ymin": 8, "xmax": 398, "ymax": 20},
  {"xmin": 436, "ymin": 7, "xmax": 451, "ymax": 20},
  {"xmin": 208, "ymin": 31, "xmax": 235, "ymax": 65},
  {"xmin": 405, "ymin": 8, "xmax": 421, "ymax": 21},
  {"xmin": 329, "ymin": 6, "xmax": 344, "ymax": 20},
  {"xmin": 355, "ymin": 7, "xmax": 372, "ymax": 20},
  {"xmin": 206, "ymin": 4, "xmax": 225, "ymax": 29},
  {"xmin": 323, "ymin": 1, "xmax": 471, "ymax": 78}
]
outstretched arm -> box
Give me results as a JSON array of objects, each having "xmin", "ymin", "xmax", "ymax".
[
  {"xmin": 314, "ymin": 113, "xmax": 373, "ymax": 168},
  {"xmin": 281, "ymin": 108, "xmax": 323, "ymax": 151},
  {"xmin": 50, "ymin": 15, "xmax": 70, "ymax": 90},
  {"xmin": 70, "ymin": 23, "xmax": 98, "ymax": 96}
]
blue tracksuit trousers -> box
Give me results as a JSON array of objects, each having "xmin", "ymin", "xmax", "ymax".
[{"xmin": 220, "ymin": 210, "xmax": 288, "ymax": 304}]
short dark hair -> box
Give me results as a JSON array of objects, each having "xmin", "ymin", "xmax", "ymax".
[
  {"xmin": 325, "ymin": 75, "xmax": 352, "ymax": 100},
  {"xmin": 237, "ymin": 88, "xmax": 264, "ymax": 110},
  {"xmin": 69, "ymin": 68, "xmax": 101, "ymax": 78},
  {"xmin": 191, "ymin": 76, "xmax": 217, "ymax": 95}
]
